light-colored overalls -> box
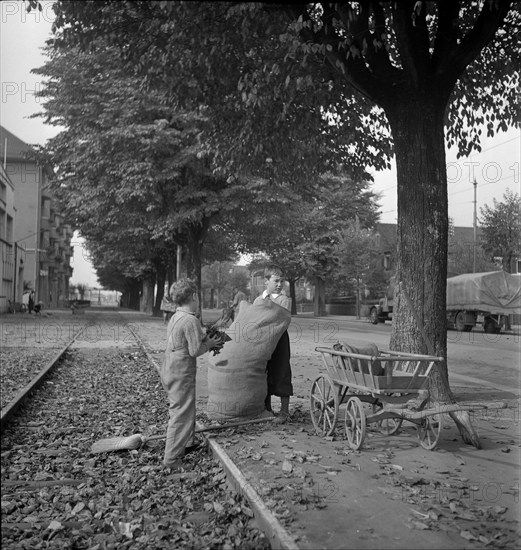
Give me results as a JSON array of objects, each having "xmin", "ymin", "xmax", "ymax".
[{"xmin": 161, "ymin": 309, "xmax": 208, "ymax": 466}]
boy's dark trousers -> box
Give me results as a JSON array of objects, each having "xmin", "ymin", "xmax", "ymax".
[{"xmin": 264, "ymin": 331, "xmax": 292, "ymax": 412}]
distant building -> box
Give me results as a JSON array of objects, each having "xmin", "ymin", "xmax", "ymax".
[
  {"xmin": 0, "ymin": 163, "xmax": 17, "ymax": 311},
  {"xmin": 0, "ymin": 126, "xmax": 74, "ymax": 312},
  {"xmin": 373, "ymin": 222, "xmax": 491, "ymax": 278}
]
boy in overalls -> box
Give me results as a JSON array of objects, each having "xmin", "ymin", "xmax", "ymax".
[{"xmin": 161, "ymin": 279, "xmax": 222, "ymax": 470}]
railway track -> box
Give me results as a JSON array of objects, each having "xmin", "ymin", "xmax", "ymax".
[
  {"xmin": 1, "ymin": 323, "xmax": 87, "ymax": 431},
  {"xmin": 0, "ymin": 310, "xmax": 282, "ymax": 550}
]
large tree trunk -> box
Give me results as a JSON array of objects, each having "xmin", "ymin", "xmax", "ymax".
[
  {"xmin": 313, "ymin": 277, "xmax": 326, "ymax": 317},
  {"xmin": 140, "ymin": 274, "xmax": 155, "ymax": 315},
  {"xmin": 122, "ymin": 280, "xmax": 141, "ymax": 310},
  {"xmin": 387, "ymin": 98, "xmax": 480, "ymax": 447},
  {"xmin": 154, "ymin": 265, "xmax": 166, "ymax": 317},
  {"xmin": 288, "ymin": 278, "xmax": 297, "ymax": 315},
  {"xmin": 185, "ymin": 218, "xmax": 211, "ymax": 321}
]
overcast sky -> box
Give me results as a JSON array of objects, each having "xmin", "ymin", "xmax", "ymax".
[{"xmin": 1, "ymin": 1, "xmax": 520, "ymax": 284}]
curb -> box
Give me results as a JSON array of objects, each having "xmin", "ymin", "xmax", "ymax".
[{"xmin": 198, "ymin": 422, "xmax": 300, "ymax": 550}]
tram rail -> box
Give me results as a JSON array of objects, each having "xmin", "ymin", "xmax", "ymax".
[{"xmin": 0, "ymin": 324, "xmax": 87, "ymax": 432}]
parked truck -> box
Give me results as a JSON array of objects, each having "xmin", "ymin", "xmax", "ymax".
[
  {"xmin": 446, "ymin": 270, "xmax": 520, "ymax": 334},
  {"xmin": 369, "ymin": 276, "xmax": 395, "ymax": 324},
  {"xmin": 370, "ymin": 271, "xmax": 520, "ymax": 334}
]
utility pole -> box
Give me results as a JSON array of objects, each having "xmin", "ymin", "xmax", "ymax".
[{"xmin": 473, "ymin": 179, "xmax": 478, "ymax": 273}]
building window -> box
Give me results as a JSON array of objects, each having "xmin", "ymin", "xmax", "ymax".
[
  {"xmin": 0, "ymin": 207, "xmax": 5, "ymax": 240},
  {"xmin": 6, "ymin": 214, "xmax": 13, "ymax": 242}
]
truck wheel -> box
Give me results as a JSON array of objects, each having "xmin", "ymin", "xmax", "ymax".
[
  {"xmin": 484, "ymin": 319, "xmax": 500, "ymax": 334},
  {"xmin": 455, "ymin": 311, "xmax": 466, "ymax": 332},
  {"xmin": 370, "ymin": 308, "xmax": 379, "ymax": 325}
]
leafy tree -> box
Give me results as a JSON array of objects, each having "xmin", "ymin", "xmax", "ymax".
[
  {"xmin": 225, "ymin": 173, "xmax": 380, "ymax": 314},
  {"xmin": 480, "ymin": 189, "xmax": 521, "ymax": 273},
  {"xmin": 48, "ymin": 1, "xmax": 391, "ymax": 186},
  {"xmin": 334, "ymin": 221, "xmax": 381, "ymax": 317},
  {"xmin": 39, "ymin": 4, "xmax": 375, "ymax": 317},
  {"xmin": 75, "ymin": 283, "xmax": 87, "ymax": 301},
  {"xmin": 447, "ymin": 238, "xmax": 498, "ymax": 276},
  {"xmin": 201, "ymin": 261, "xmax": 235, "ymax": 309},
  {"xmin": 270, "ymin": 1, "xmax": 519, "ymax": 447},
  {"xmin": 33, "ymin": 38, "xmax": 236, "ymax": 314}
]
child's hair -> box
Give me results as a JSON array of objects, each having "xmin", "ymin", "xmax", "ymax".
[
  {"xmin": 264, "ymin": 264, "xmax": 284, "ymax": 280},
  {"xmin": 169, "ymin": 278, "xmax": 198, "ymax": 306}
]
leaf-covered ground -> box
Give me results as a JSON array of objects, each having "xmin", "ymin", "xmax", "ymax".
[
  {"xmin": 0, "ymin": 348, "xmax": 62, "ymax": 409},
  {"xmin": 1, "ymin": 348, "xmax": 270, "ymax": 549}
]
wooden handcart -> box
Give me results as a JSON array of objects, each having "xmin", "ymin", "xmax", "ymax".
[{"xmin": 312, "ymin": 343, "xmax": 460, "ymax": 451}]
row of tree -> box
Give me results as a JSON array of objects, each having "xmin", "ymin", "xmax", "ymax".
[
  {"xmin": 33, "ymin": 4, "xmax": 386, "ymax": 315},
  {"xmin": 30, "ymin": 1, "xmax": 520, "ymax": 447}
]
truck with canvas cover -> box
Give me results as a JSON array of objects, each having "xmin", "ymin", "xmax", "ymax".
[{"xmin": 446, "ymin": 271, "xmax": 521, "ymax": 334}]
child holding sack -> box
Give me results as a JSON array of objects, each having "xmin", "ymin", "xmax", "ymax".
[
  {"xmin": 161, "ymin": 278, "xmax": 222, "ymax": 470},
  {"xmin": 254, "ymin": 264, "xmax": 293, "ymax": 422}
]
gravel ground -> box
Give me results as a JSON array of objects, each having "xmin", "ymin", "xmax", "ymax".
[
  {"xmin": 1, "ymin": 347, "xmax": 271, "ymax": 549},
  {"xmin": 0, "ymin": 348, "xmax": 63, "ymax": 409}
]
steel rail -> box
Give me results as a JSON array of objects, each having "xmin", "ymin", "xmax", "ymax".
[{"xmin": 0, "ymin": 323, "xmax": 88, "ymax": 432}]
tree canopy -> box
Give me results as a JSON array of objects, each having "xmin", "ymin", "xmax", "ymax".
[
  {"xmin": 480, "ymin": 188, "xmax": 521, "ymax": 273},
  {"xmin": 34, "ymin": 7, "xmax": 383, "ymax": 313}
]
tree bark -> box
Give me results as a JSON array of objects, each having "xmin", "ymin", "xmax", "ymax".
[
  {"xmin": 185, "ymin": 218, "xmax": 211, "ymax": 320},
  {"xmin": 154, "ymin": 265, "xmax": 166, "ymax": 317},
  {"xmin": 387, "ymin": 97, "xmax": 480, "ymax": 447},
  {"xmin": 288, "ymin": 278, "xmax": 297, "ymax": 315},
  {"xmin": 313, "ymin": 277, "xmax": 326, "ymax": 317},
  {"xmin": 140, "ymin": 274, "xmax": 155, "ymax": 315}
]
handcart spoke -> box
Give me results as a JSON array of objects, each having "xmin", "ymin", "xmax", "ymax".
[
  {"xmin": 310, "ymin": 375, "xmax": 338, "ymax": 437},
  {"xmin": 373, "ymin": 395, "xmax": 403, "ymax": 435},
  {"xmin": 344, "ymin": 397, "xmax": 366, "ymax": 450},
  {"xmin": 417, "ymin": 412, "xmax": 443, "ymax": 450}
]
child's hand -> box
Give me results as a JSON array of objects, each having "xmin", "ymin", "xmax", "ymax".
[
  {"xmin": 206, "ymin": 333, "xmax": 223, "ymax": 348},
  {"xmin": 205, "ymin": 326, "xmax": 231, "ymax": 355}
]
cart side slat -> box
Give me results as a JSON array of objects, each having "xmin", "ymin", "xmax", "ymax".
[{"xmin": 315, "ymin": 346, "xmax": 443, "ymax": 394}]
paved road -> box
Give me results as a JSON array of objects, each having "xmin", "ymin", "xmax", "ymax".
[{"xmin": 283, "ymin": 315, "xmax": 520, "ymax": 397}]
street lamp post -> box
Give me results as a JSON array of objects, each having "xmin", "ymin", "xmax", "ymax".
[{"xmin": 473, "ymin": 179, "xmax": 478, "ymax": 273}]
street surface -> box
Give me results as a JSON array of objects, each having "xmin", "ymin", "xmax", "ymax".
[
  {"xmin": 281, "ymin": 314, "xmax": 520, "ymax": 398},
  {"xmin": 3, "ymin": 308, "xmax": 517, "ymax": 549}
]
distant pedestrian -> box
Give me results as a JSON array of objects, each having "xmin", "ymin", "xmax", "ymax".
[
  {"xmin": 161, "ymin": 292, "xmax": 176, "ymax": 325},
  {"xmin": 229, "ymin": 287, "xmax": 247, "ymax": 322},
  {"xmin": 28, "ymin": 291, "xmax": 35, "ymax": 314},
  {"xmin": 22, "ymin": 291, "xmax": 30, "ymax": 312}
]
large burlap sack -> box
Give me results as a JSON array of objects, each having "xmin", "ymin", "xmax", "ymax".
[{"xmin": 207, "ymin": 298, "xmax": 291, "ymax": 421}]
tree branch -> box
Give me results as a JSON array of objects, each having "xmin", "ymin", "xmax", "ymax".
[
  {"xmin": 392, "ymin": 0, "xmax": 432, "ymax": 89},
  {"xmin": 432, "ymin": 0, "xmax": 460, "ymax": 75},
  {"xmin": 285, "ymin": 3, "xmax": 392, "ymax": 106},
  {"xmin": 440, "ymin": 0, "xmax": 513, "ymax": 86}
]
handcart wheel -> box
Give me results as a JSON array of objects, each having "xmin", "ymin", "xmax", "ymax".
[
  {"xmin": 345, "ymin": 396, "xmax": 366, "ymax": 450},
  {"xmin": 373, "ymin": 398, "xmax": 403, "ymax": 435},
  {"xmin": 416, "ymin": 413, "xmax": 443, "ymax": 450},
  {"xmin": 310, "ymin": 376, "xmax": 339, "ymax": 436}
]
